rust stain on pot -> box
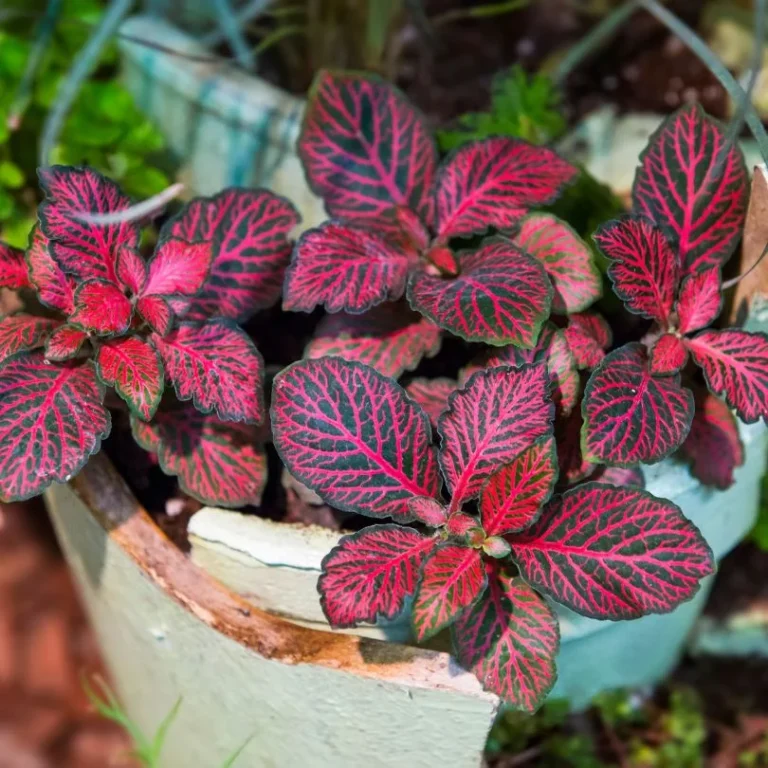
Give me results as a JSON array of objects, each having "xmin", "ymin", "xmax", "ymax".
[{"xmin": 69, "ymin": 455, "xmax": 493, "ymax": 701}]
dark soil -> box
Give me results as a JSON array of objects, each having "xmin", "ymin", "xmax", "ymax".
[
  {"xmin": 400, "ymin": 0, "xmax": 727, "ymax": 125},
  {"xmin": 252, "ymin": 0, "xmax": 729, "ymax": 127}
]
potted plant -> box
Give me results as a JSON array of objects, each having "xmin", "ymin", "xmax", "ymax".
[{"xmin": 1, "ymin": 73, "xmax": 767, "ymax": 767}]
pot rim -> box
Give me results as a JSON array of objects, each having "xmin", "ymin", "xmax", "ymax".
[
  {"xmin": 67, "ymin": 452, "xmax": 495, "ymax": 703},
  {"xmin": 118, "ymin": 15, "xmax": 304, "ymax": 147},
  {"xmin": 189, "ymin": 420, "xmax": 767, "ymax": 573}
]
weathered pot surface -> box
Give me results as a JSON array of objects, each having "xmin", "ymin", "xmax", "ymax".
[
  {"xmin": 118, "ymin": 15, "xmax": 325, "ymax": 228},
  {"xmin": 44, "ymin": 456, "xmax": 497, "ymax": 768}
]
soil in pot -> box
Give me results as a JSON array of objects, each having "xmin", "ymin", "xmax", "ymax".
[{"xmin": 212, "ymin": 0, "xmax": 731, "ymax": 128}]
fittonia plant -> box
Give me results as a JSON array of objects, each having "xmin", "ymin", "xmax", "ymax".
[
  {"xmin": 284, "ymin": 70, "xmax": 601, "ymax": 359},
  {"xmin": 581, "ymin": 105, "xmax": 768, "ymax": 474},
  {"xmin": 270, "ymin": 355, "xmax": 714, "ymax": 711},
  {"xmin": 0, "ymin": 166, "xmax": 298, "ymax": 505},
  {"xmin": 0, "ymin": 72, "xmax": 757, "ymax": 714}
]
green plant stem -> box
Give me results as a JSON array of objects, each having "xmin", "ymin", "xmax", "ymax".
[
  {"xmin": 212, "ymin": 0, "xmax": 256, "ymax": 70},
  {"xmin": 431, "ymin": 0, "xmax": 529, "ymax": 27},
  {"xmin": 39, "ymin": 0, "xmax": 134, "ymax": 165},
  {"xmin": 202, "ymin": 0, "xmax": 277, "ymax": 48},
  {"xmin": 638, "ymin": 0, "xmax": 768, "ymax": 164},
  {"xmin": 253, "ymin": 23, "xmax": 306, "ymax": 56},
  {"xmin": 554, "ymin": 0, "xmax": 639, "ymax": 85},
  {"xmin": 8, "ymin": 0, "xmax": 62, "ymax": 130}
]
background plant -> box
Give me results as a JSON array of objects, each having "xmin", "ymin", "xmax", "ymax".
[
  {"xmin": 436, "ymin": 65, "xmax": 567, "ymax": 152},
  {"xmin": 0, "ymin": 0, "xmax": 172, "ymax": 248},
  {"xmin": 84, "ymin": 677, "xmax": 251, "ymax": 768}
]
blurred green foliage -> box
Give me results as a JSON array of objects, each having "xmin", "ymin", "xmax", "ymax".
[
  {"xmin": 488, "ymin": 687, "xmax": 711, "ymax": 767},
  {"xmin": 436, "ymin": 65, "xmax": 567, "ymax": 152},
  {"xmin": 0, "ymin": 0, "xmax": 170, "ymax": 248},
  {"xmin": 626, "ymin": 689, "xmax": 706, "ymax": 768},
  {"xmin": 488, "ymin": 698, "xmax": 606, "ymax": 767},
  {"xmin": 750, "ymin": 463, "xmax": 768, "ymax": 550}
]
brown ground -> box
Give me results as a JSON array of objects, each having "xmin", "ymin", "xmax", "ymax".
[{"xmin": 0, "ymin": 500, "xmax": 136, "ymax": 768}]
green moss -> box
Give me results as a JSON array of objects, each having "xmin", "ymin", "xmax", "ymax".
[{"xmin": 750, "ymin": 461, "xmax": 768, "ymax": 550}]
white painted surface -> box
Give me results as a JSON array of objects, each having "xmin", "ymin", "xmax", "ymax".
[{"xmin": 45, "ymin": 468, "xmax": 497, "ymax": 768}]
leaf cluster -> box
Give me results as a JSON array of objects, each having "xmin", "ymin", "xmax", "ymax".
[{"xmin": 0, "ymin": 166, "xmax": 297, "ymax": 505}]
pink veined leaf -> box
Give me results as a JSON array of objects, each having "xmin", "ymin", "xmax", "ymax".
[
  {"xmin": 305, "ymin": 304, "xmax": 441, "ymax": 379},
  {"xmin": 131, "ymin": 414, "xmax": 161, "ymax": 452},
  {"xmin": 582, "ymin": 343, "xmax": 694, "ymax": 466},
  {"xmin": 0, "ymin": 315, "xmax": 60, "ymax": 362},
  {"xmin": 143, "ymin": 238, "xmax": 213, "ymax": 298},
  {"xmin": 131, "ymin": 405, "xmax": 267, "ymax": 507},
  {"xmin": 486, "ymin": 323, "xmax": 579, "ymax": 416},
  {"xmin": 649, "ymin": 333, "xmax": 689, "ymax": 376},
  {"xmin": 435, "ymin": 137, "xmax": 576, "ymax": 240},
  {"xmin": 591, "ymin": 465, "xmax": 645, "ymax": 489},
  {"xmin": 453, "ymin": 564, "xmax": 559, "ymax": 711},
  {"xmin": 0, "ymin": 243, "xmax": 30, "ymax": 289},
  {"xmin": 439, "ymin": 364, "xmax": 554, "ymax": 509},
  {"xmin": 95, "ymin": 337, "xmax": 164, "ymax": 420},
  {"xmin": 37, "ymin": 165, "xmax": 139, "ymax": 282},
  {"xmin": 632, "ymin": 103, "xmax": 748, "ymax": 275},
  {"xmin": 116, "ymin": 245, "xmax": 147, "ymax": 296},
  {"xmin": 165, "ymin": 189, "xmax": 300, "ymax": 321},
  {"xmin": 593, "ymin": 216, "xmax": 679, "ymax": 327},
  {"xmin": 26, "ymin": 227, "xmax": 75, "ymax": 314},
  {"xmin": 408, "ymin": 496, "xmax": 448, "ymax": 527},
  {"xmin": 407, "ymin": 239, "xmax": 552, "ymax": 347},
  {"xmin": 412, "ymin": 545, "xmax": 486, "ymax": 641},
  {"xmin": 152, "ymin": 318, "xmax": 264, "ymax": 424},
  {"xmin": 511, "ymin": 483, "xmax": 715, "ymax": 620},
  {"xmin": 680, "ymin": 391, "xmax": 743, "ymax": 489},
  {"xmin": 318, "ymin": 525, "xmax": 437, "ymax": 627},
  {"xmin": 272, "ymin": 357, "xmax": 440, "ymax": 520},
  {"xmin": 379, "ymin": 206, "xmax": 431, "ymax": 254},
  {"xmin": 676, "ymin": 268, "xmax": 723, "ymax": 335},
  {"xmin": 515, "ymin": 213, "xmax": 600, "ymax": 314},
  {"xmin": 556, "ymin": 407, "xmax": 597, "ymax": 487},
  {"xmin": 405, "ymin": 377, "xmax": 457, "ymax": 428},
  {"xmin": 480, "ymin": 437, "xmax": 558, "ymax": 536},
  {"xmin": 0, "ymin": 352, "xmax": 110, "ymax": 501},
  {"xmin": 137, "ymin": 295, "xmax": 173, "ymax": 336},
  {"xmin": 298, "ymin": 70, "xmax": 436, "ymax": 223},
  {"xmin": 564, "ymin": 312, "xmax": 612, "ymax": 370},
  {"xmin": 446, "ymin": 513, "xmax": 478, "ymax": 537},
  {"xmin": 69, "ymin": 280, "xmax": 133, "ymax": 336},
  {"xmin": 686, "ymin": 329, "xmax": 768, "ymax": 423},
  {"xmin": 45, "ymin": 325, "xmax": 88, "ymax": 362},
  {"xmin": 284, "ymin": 222, "xmax": 413, "ymax": 314}
]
